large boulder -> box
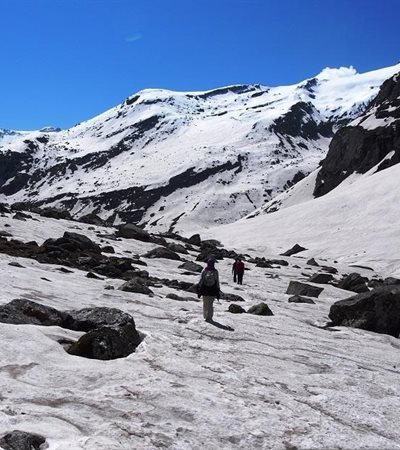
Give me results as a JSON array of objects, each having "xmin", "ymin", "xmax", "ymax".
[
  {"xmin": 0, "ymin": 430, "xmax": 46, "ymax": 450},
  {"xmin": 77, "ymin": 213, "xmax": 105, "ymax": 226},
  {"xmin": 337, "ymin": 273, "xmax": 369, "ymax": 293},
  {"xmin": 286, "ymin": 281, "xmax": 324, "ymax": 298},
  {"xmin": 288, "ymin": 295, "xmax": 316, "ymax": 304},
  {"xmin": 0, "ymin": 299, "xmax": 68, "ymax": 327},
  {"xmin": 188, "ymin": 234, "xmax": 201, "ymax": 246},
  {"xmin": 39, "ymin": 207, "xmax": 72, "ymax": 220},
  {"xmin": 65, "ymin": 307, "xmax": 134, "ymax": 331},
  {"xmin": 329, "ymin": 286, "xmax": 400, "ymax": 337},
  {"xmin": 42, "ymin": 232, "xmax": 101, "ymax": 254},
  {"xmin": 178, "ymin": 261, "xmax": 203, "ymax": 273},
  {"xmin": 117, "ymin": 223, "xmax": 151, "ymax": 242},
  {"xmin": 247, "ymin": 303, "xmax": 273, "ymax": 316},
  {"xmin": 144, "ymin": 247, "xmax": 181, "ymax": 261},
  {"xmin": 68, "ymin": 323, "xmax": 141, "ymax": 360},
  {"xmin": 167, "ymin": 243, "xmax": 188, "ymax": 255}
]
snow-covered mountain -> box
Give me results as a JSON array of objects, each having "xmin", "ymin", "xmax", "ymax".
[
  {"xmin": 208, "ymin": 71, "xmax": 400, "ymax": 274},
  {"xmin": 1, "ymin": 63, "xmax": 399, "ymax": 234}
]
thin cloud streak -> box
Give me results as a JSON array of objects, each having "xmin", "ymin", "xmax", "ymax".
[{"xmin": 125, "ymin": 33, "xmax": 143, "ymax": 43}]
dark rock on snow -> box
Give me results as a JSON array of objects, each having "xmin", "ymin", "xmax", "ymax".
[
  {"xmin": 286, "ymin": 281, "xmax": 324, "ymax": 298},
  {"xmin": 188, "ymin": 233, "xmax": 201, "ymax": 246},
  {"xmin": 119, "ymin": 279, "xmax": 153, "ymax": 295},
  {"xmin": 77, "ymin": 213, "xmax": 105, "ymax": 226},
  {"xmin": 0, "ymin": 430, "xmax": 46, "ymax": 450},
  {"xmin": 144, "ymin": 247, "xmax": 181, "ymax": 261},
  {"xmin": 288, "ymin": 295, "xmax": 316, "ymax": 304},
  {"xmin": 39, "ymin": 207, "xmax": 72, "ymax": 220},
  {"xmin": 178, "ymin": 261, "xmax": 203, "ymax": 273},
  {"xmin": 0, "ymin": 299, "xmax": 68, "ymax": 327},
  {"xmin": 308, "ymin": 273, "xmax": 334, "ymax": 284},
  {"xmin": 116, "ymin": 223, "xmax": 151, "ymax": 241},
  {"xmin": 167, "ymin": 242, "xmax": 189, "ymax": 254},
  {"xmin": 221, "ymin": 292, "xmax": 245, "ymax": 302},
  {"xmin": 329, "ymin": 285, "xmax": 400, "ymax": 337},
  {"xmin": 337, "ymin": 273, "xmax": 369, "ymax": 293},
  {"xmin": 280, "ymin": 244, "xmax": 307, "ymax": 256},
  {"xmin": 307, "ymin": 258, "xmax": 319, "ymax": 266},
  {"xmin": 228, "ymin": 304, "xmax": 246, "ymax": 314},
  {"xmin": 65, "ymin": 307, "xmax": 135, "ymax": 332},
  {"xmin": 166, "ymin": 293, "xmax": 199, "ymax": 302},
  {"xmin": 247, "ymin": 303, "xmax": 273, "ymax": 316}
]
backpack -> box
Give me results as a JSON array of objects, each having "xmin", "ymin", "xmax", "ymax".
[{"xmin": 203, "ymin": 269, "xmax": 217, "ymax": 287}]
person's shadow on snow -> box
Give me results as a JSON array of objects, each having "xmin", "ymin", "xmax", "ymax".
[{"xmin": 206, "ymin": 319, "xmax": 234, "ymax": 331}]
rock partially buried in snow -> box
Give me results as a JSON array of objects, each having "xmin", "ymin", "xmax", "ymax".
[
  {"xmin": 286, "ymin": 281, "xmax": 324, "ymax": 298},
  {"xmin": 307, "ymin": 258, "xmax": 319, "ymax": 266},
  {"xmin": 178, "ymin": 261, "xmax": 203, "ymax": 273},
  {"xmin": 337, "ymin": 273, "xmax": 369, "ymax": 293},
  {"xmin": 188, "ymin": 233, "xmax": 201, "ymax": 246},
  {"xmin": 221, "ymin": 292, "xmax": 245, "ymax": 302},
  {"xmin": 65, "ymin": 307, "xmax": 135, "ymax": 331},
  {"xmin": 119, "ymin": 279, "xmax": 153, "ymax": 295},
  {"xmin": 228, "ymin": 304, "xmax": 246, "ymax": 314},
  {"xmin": 144, "ymin": 247, "xmax": 181, "ymax": 261},
  {"xmin": 288, "ymin": 295, "xmax": 316, "ymax": 304},
  {"xmin": 329, "ymin": 285, "xmax": 400, "ymax": 338},
  {"xmin": 280, "ymin": 244, "xmax": 307, "ymax": 256},
  {"xmin": 166, "ymin": 293, "xmax": 199, "ymax": 302},
  {"xmin": 0, "ymin": 299, "xmax": 68, "ymax": 327},
  {"xmin": 247, "ymin": 303, "xmax": 273, "ymax": 316},
  {"xmin": 68, "ymin": 323, "xmax": 142, "ymax": 360},
  {"xmin": 116, "ymin": 223, "xmax": 151, "ymax": 242},
  {"xmin": 0, "ymin": 430, "xmax": 46, "ymax": 450},
  {"xmin": 308, "ymin": 273, "xmax": 334, "ymax": 284}
]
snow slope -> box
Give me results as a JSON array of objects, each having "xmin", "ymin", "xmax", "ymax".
[
  {"xmin": 1, "ymin": 63, "xmax": 399, "ymax": 233},
  {"xmin": 1, "ymin": 211, "xmax": 400, "ymax": 449},
  {"xmin": 208, "ymin": 161, "xmax": 400, "ymax": 276}
]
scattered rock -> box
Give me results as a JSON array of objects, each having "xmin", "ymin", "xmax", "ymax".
[
  {"xmin": 288, "ymin": 295, "xmax": 316, "ymax": 304},
  {"xmin": 0, "ymin": 299, "xmax": 68, "ymax": 327},
  {"xmin": 256, "ymin": 261, "xmax": 273, "ymax": 268},
  {"xmin": 68, "ymin": 323, "xmax": 142, "ymax": 360},
  {"xmin": 167, "ymin": 242, "xmax": 189, "ymax": 254},
  {"xmin": 0, "ymin": 430, "xmax": 46, "ymax": 450},
  {"xmin": 337, "ymin": 273, "xmax": 369, "ymax": 293},
  {"xmin": 178, "ymin": 261, "xmax": 203, "ymax": 273},
  {"xmin": 247, "ymin": 303, "xmax": 273, "ymax": 316},
  {"xmin": 329, "ymin": 285, "xmax": 400, "ymax": 337},
  {"xmin": 286, "ymin": 281, "xmax": 324, "ymax": 298},
  {"xmin": 308, "ymin": 273, "xmax": 334, "ymax": 284},
  {"xmin": 104, "ymin": 285, "xmax": 115, "ymax": 290},
  {"xmin": 39, "ymin": 207, "xmax": 72, "ymax": 220},
  {"xmin": 116, "ymin": 223, "xmax": 151, "ymax": 242},
  {"xmin": 188, "ymin": 233, "xmax": 201, "ymax": 246},
  {"xmin": 383, "ymin": 277, "xmax": 400, "ymax": 286},
  {"xmin": 221, "ymin": 292, "xmax": 245, "ymax": 302},
  {"xmin": 77, "ymin": 213, "xmax": 105, "ymax": 226},
  {"xmin": 269, "ymin": 259, "xmax": 289, "ymax": 267},
  {"xmin": 0, "ymin": 203, "xmax": 11, "ymax": 214},
  {"xmin": 65, "ymin": 307, "xmax": 134, "ymax": 331},
  {"xmin": 86, "ymin": 272, "xmax": 103, "ymax": 280},
  {"xmin": 228, "ymin": 304, "xmax": 246, "ymax": 314},
  {"xmin": 321, "ymin": 265, "xmax": 338, "ymax": 274},
  {"xmin": 307, "ymin": 258, "xmax": 319, "ymax": 266},
  {"xmin": 8, "ymin": 261, "xmax": 25, "ymax": 268},
  {"xmin": 144, "ymin": 247, "xmax": 181, "ymax": 261},
  {"xmin": 166, "ymin": 293, "xmax": 199, "ymax": 302},
  {"xmin": 119, "ymin": 279, "xmax": 153, "ymax": 295},
  {"xmin": 280, "ymin": 244, "xmax": 307, "ymax": 256},
  {"xmin": 101, "ymin": 245, "xmax": 115, "ymax": 253},
  {"xmin": 13, "ymin": 212, "xmax": 31, "ymax": 221}
]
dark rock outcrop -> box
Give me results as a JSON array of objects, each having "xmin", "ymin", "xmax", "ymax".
[
  {"xmin": 188, "ymin": 234, "xmax": 201, "ymax": 246},
  {"xmin": 178, "ymin": 261, "xmax": 203, "ymax": 273},
  {"xmin": 68, "ymin": 323, "xmax": 141, "ymax": 360},
  {"xmin": 286, "ymin": 281, "xmax": 324, "ymax": 298},
  {"xmin": 308, "ymin": 273, "xmax": 334, "ymax": 284},
  {"xmin": 280, "ymin": 244, "xmax": 307, "ymax": 256},
  {"xmin": 247, "ymin": 303, "xmax": 273, "ymax": 316},
  {"xmin": 329, "ymin": 285, "xmax": 400, "ymax": 337},
  {"xmin": 228, "ymin": 304, "xmax": 246, "ymax": 314},
  {"xmin": 144, "ymin": 247, "xmax": 181, "ymax": 261},
  {"xmin": 0, "ymin": 299, "xmax": 68, "ymax": 327},
  {"xmin": 0, "ymin": 430, "xmax": 46, "ymax": 450},
  {"xmin": 119, "ymin": 279, "xmax": 153, "ymax": 295},
  {"xmin": 314, "ymin": 72, "xmax": 400, "ymax": 197},
  {"xmin": 337, "ymin": 273, "xmax": 369, "ymax": 293},
  {"xmin": 65, "ymin": 307, "xmax": 134, "ymax": 331},
  {"xmin": 288, "ymin": 295, "xmax": 316, "ymax": 304},
  {"xmin": 116, "ymin": 223, "xmax": 151, "ymax": 241},
  {"xmin": 77, "ymin": 213, "xmax": 106, "ymax": 226}
]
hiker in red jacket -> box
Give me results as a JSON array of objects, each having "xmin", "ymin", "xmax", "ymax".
[{"xmin": 232, "ymin": 258, "xmax": 245, "ymax": 285}]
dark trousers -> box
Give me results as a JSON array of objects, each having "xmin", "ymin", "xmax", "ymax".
[
  {"xmin": 237, "ymin": 273, "xmax": 243, "ymax": 285},
  {"xmin": 233, "ymin": 272, "xmax": 237, "ymax": 283}
]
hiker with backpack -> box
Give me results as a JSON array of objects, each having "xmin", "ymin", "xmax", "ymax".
[
  {"xmin": 232, "ymin": 257, "xmax": 245, "ymax": 285},
  {"xmin": 197, "ymin": 257, "xmax": 220, "ymax": 322}
]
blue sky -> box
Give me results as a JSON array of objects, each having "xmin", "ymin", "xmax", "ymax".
[{"xmin": 1, "ymin": 0, "xmax": 399, "ymax": 130}]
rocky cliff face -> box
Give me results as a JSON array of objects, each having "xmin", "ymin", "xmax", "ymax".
[{"xmin": 314, "ymin": 72, "xmax": 400, "ymax": 197}]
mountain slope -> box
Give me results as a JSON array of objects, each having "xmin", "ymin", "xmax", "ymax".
[{"xmin": 1, "ymin": 64, "xmax": 399, "ymax": 233}]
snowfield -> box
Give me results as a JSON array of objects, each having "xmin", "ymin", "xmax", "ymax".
[{"xmin": 1, "ymin": 211, "xmax": 400, "ymax": 449}]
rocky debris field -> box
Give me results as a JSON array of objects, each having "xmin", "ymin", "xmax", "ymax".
[{"xmin": 1, "ymin": 205, "xmax": 400, "ymax": 449}]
